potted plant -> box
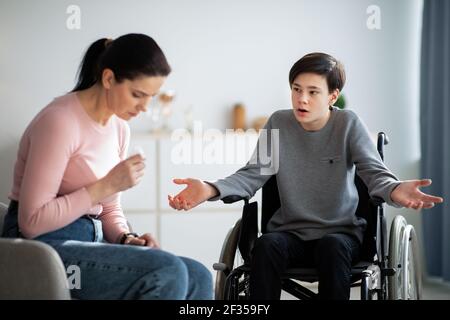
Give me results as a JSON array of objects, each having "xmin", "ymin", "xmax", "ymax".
[{"xmin": 334, "ymin": 93, "xmax": 346, "ymax": 109}]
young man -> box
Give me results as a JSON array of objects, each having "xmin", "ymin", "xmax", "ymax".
[{"xmin": 168, "ymin": 53, "xmax": 444, "ymax": 300}]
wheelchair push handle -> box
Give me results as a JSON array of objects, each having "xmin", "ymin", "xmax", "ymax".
[{"xmin": 377, "ymin": 132, "xmax": 389, "ymax": 161}]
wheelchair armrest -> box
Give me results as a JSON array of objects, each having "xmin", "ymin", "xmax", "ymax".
[
  {"xmin": 370, "ymin": 196, "xmax": 385, "ymax": 207},
  {"xmin": 221, "ymin": 195, "xmax": 249, "ymax": 204}
]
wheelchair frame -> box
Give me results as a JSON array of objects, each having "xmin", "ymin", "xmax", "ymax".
[{"xmin": 213, "ymin": 132, "xmax": 422, "ymax": 300}]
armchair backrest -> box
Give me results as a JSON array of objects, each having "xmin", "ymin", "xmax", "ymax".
[{"xmin": 0, "ymin": 201, "xmax": 71, "ymax": 299}]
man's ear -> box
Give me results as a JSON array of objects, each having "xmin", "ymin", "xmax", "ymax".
[
  {"xmin": 329, "ymin": 89, "xmax": 340, "ymax": 105},
  {"xmin": 101, "ymin": 68, "xmax": 115, "ymax": 90}
]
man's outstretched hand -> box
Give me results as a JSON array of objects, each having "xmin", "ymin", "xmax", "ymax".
[
  {"xmin": 391, "ymin": 179, "xmax": 444, "ymax": 210},
  {"xmin": 168, "ymin": 178, "xmax": 219, "ymax": 211}
]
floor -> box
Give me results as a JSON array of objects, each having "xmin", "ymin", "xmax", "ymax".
[
  {"xmin": 280, "ymin": 278, "xmax": 450, "ymax": 300},
  {"xmin": 421, "ymin": 279, "xmax": 450, "ymax": 300}
]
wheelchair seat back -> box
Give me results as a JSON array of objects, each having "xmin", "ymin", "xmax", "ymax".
[{"xmin": 259, "ymin": 174, "xmax": 378, "ymax": 262}]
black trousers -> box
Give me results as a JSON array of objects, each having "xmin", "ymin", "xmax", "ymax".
[{"xmin": 250, "ymin": 231, "xmax": 361, "ymax": 300}]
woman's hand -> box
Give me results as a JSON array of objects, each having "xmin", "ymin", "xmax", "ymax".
[
  {"xmin": 168, "ymin": 178, "xmax": 218, "ymax": 211},
  {"xmin": 121, "ymin": 233, "xmax": 160, "ymax": 248},
  {"xmin": 104, "ymin": 154, "xmax": 146, "ymax": 193},
  {"xmin": 391, "ymin": 179, "xmax": 444, "ymax": 210},
  {"xmin": 86, "ymin": 154, "xmax": 146, "ymax": 204}
]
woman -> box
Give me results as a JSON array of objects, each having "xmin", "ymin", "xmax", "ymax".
[{"xmin": 2, "ymin": 33, "xmax": 212, "ymax": 300}]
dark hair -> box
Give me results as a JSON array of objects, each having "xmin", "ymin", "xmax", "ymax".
[
  {"xmin": 288, "ymin": 52, "xmax": 346, "ymax": 93},
  {"xmin": 72, "ymin": 33, "xmax": 171, "ymax": 92}
]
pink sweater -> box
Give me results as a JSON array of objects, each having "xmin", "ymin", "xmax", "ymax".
[{"xmin": 9, "ymin": 92, "xmax": 130, "ymax": 242}]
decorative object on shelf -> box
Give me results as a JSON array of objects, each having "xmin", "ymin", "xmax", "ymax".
[
  {"xmin": 334, "ymin": 93, "xmax": 346, "ymax": 109},
  {"xmin": 149, "ymin": 90, "xmax": 175, "ymax": 133},
  {"xmin": 159, "ymin": 90, "xmax": 175, "ymax": 132},
  {"xmin": 251, "ymin": 116, "xmax": 269, "ymax": 131},
  {"xmin": 232, "ymin": 103, "xmax": 246, "ymax": 130},
  {"xmin": 148, "ymin": 101, "xmax": 162, "ymax": 131},
  {"xmin": 184, "ymin": 105, "xmax": 194, "ymax": 133}
]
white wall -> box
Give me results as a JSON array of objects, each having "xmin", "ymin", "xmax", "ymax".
[{"xmin": 0, "ymin": 0, "xmax": 423, "ymax": 241}]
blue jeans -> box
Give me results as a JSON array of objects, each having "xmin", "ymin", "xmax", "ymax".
[{"xmin": 2, "ymin": 200, "xmax": 213, "ymax": 300}]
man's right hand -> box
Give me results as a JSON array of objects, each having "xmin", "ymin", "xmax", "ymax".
[{"xmin": 168, "ymin": 178, "xmax": 218, "ymax": 211}]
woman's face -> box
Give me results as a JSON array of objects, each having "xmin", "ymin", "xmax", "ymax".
[{"xmin": 103, "ymin": 70, "xmax": 166, "ymax": 121}]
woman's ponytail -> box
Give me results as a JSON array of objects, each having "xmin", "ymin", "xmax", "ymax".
[
  {"xmin": 72, "ymin": 38, "xmax": 110, "ymax": 92},
  {"xmin": 71, "ymin": 34, "xmax": 171, "ymax": 92}
]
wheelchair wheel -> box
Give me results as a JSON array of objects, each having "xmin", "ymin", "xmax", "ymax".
[
  {"xmin": 388, "ymin": 215, "xmax": 422, "ymax": 299},
  {"xmin": 213, "ymin": 219, "xmax": 244, "ymax": 299}
]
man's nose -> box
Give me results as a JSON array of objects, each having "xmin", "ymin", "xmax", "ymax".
[{"xmin": 299, "ymin": 93, "xmax": 308, "ymax": 104}]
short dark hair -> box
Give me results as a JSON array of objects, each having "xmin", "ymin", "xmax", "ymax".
[
  {"xmin": 72, "ymin": 33, "xmax": 171, "ymax": 92},
  {"xmin": 288, "ymin": 52, "xmax": 346, "ymax": 92}
]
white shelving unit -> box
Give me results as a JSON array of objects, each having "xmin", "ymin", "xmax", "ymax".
[{"xmin": 121, "ymin": 131, "xmax": 261, "ymax": 274}]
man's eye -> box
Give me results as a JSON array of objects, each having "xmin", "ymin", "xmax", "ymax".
[
  {"xmin": 310, "ymin": 91, "xmax": 318, "ymax": 95},
  {"xmin": 133, "ymin": 93, "xmax": 141, "ymax": 98}
]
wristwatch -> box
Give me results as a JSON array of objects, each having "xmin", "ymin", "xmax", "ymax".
[{"xmin": 119, "ymin": 232, "xmax": 139, "ymax": 244}]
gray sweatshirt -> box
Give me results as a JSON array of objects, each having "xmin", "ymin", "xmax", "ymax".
[{"xmin": 208, "ymin": 107, "xmax": 401, "ymax": 243}]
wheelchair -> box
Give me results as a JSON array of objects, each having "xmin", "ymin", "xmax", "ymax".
[{"xmin": 213, "ymin": 132, "xmax": 422, "ymax": 300}]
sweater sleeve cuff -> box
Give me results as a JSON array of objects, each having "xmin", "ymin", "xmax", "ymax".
[
  {"xmin": 384, "ymin": 181, "xmax": 403, "ymax": 208},
  {"xmin": 78, "ymin": 187, "xmax": 94, "ymax": 208},
  {"xmin": 111, "ymin": 227, "xmax": 130, "ymax": 244},
  {"xmin": 205, "ymin": 181, "xmax": 222, "ymax": 201}
]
